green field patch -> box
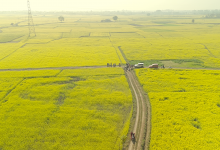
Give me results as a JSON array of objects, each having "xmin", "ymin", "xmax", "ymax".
[
  {"xmin": 161, "ymin": 59, "xmax": 206, "ymax": 68},
  {"xmin": 0, "ymin": 33, "xmax": 24, "ymax": 42},
  {"xmin": 129, "ymin": 60, "xmax": 163, "ymax": 67},
  {"xmin": 129, "ymin": 59, "xmax": 206, "ymax": 68},
  {"xmin": 17, "ymin": 77, "xmax": 75, "ymax": 104}
]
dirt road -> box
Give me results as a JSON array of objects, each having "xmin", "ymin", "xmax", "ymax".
[
  {"xmin": 126, "ymin": 70, "xmax": 151, "ymax": 150},
  {"xmin": 0, "ymin": 66, "xmax": 107, "ymax": 72}
]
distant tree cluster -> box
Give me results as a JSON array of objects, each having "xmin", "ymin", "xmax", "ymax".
[
  {"xmin": 10, "ymin": 23, "xmax": 18, "ymax": 26},
  {"xmin": 113, "ymin": 16, "xmax": 118, "ymax": 21},
  {"xmin": 58, "ymin": 16, "xmax": 64, "ymax": 22},
  {"xmin": 101, "ymin": 16, "xmax": 118, "ymax": 22},
  {"xmin": 204, "ymin": 14, "xmax": 220, "ymax": 18}
]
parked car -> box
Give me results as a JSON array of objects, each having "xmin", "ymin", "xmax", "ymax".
[
  {"xmin": 149, "ymin": 64, "xmax": 158, "ymax": 68},
  {"xmin": 134, "ymin": 63, "xmax": 144, "ymax": 68}
]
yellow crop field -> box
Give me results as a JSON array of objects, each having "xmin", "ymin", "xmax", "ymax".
[
  {"xmin": 0, "ymin": 15, "xmax": 127, "ymax": 69},
  {"xmin": 2, "ymin": 14, "xmax": 220, "ymax": 69},
  {"xmin": 0, "ymin": 68, "xmax": 132, "ymax": 150},
  {"xmin": 136, "ymin": 68, "xmax": 220, "ymax": 149},
  {"xmin": 0, "ymin": 40, "xmax": 123, "ymax": 69},
  {"xmin": 1, "ymin": 12, "xmax": 220, "ymax": 149},
  {"xmin": 109, "ymin": 18, "xmax": 220, "ymax": 68}
]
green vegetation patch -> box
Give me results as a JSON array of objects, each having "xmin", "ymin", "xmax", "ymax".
[
  {"xmin": 162, "ymin": 59, "xmax": 207, "ymax": 68},
  {"xmin": 129, "ymin": 59, "xmax": 206, "ymax": 68},
  {"xmin": 172, "ymin": 59, "xmax": 204, "ymax": 64},
  {"xmin": 0, "ymin": 33, "xmax": 24, "ymax": 42}
]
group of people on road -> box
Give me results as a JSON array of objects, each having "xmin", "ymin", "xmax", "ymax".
[{"xmin": 124, "ymin": 63, "xmax": 131, "ymax": 71}]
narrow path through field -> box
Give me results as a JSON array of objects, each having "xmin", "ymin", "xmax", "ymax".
[
  {"xmin": 1, "ymin": 66, "xmax": 220, "ymax": 72},
  {"xmin": 199, "ymin": 43, "xmax": 217, "ymax": 58},
  {"xmin": 0, "ymin": 66, "xmax": 107, "ymax": 72},
  {"xmin": 126, "ymin": 70, "xmax": 150, "ymax": 150},
  {"xmin": 117, "ymin": 46, "xmax": 151, "ymax": 150}
]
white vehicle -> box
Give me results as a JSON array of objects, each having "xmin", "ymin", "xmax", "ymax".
[{"xmin": 134, "ymin": 63, "xmax": 144, "ymax": 68}]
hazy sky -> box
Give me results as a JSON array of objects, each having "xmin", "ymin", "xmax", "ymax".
[{"xmin": 0, "ymin": 0, "xmax": 220, "ymax": 11}]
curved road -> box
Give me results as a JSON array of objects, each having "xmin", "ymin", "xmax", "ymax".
[{"xmin": 126, "ymin": 70, "xmax": 151, "ymax": 150}]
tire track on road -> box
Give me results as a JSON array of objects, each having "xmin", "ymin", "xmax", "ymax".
[{"xmin": 126, "ymin": 70, "xmax": 149, "ymax": 150}]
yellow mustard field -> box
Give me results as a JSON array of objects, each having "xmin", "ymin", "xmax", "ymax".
[
  {"xmin": 1, "ymin": 13, "xmax": 220, "ymax": 149},
  {"xmin": 0, "ymin": 15, "xmax": 127, "ymax": 69},
  {"xmin": 136, "ymin": 68, "xmax": 220, "ymax": 149},
  {"xmin": 0, "ymin": 68, "xmax": 132, "ymax": 150},
  {"xmin": 1, "ymin": 14, "xmax": 220, "ymax": 68}
]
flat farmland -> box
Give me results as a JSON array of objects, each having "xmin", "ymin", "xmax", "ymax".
[
  {"xmin": 0, "ymin": 15, "xmax": 127, "ymax": 69},
  {"xmin": 2, "ymin": 15, "xmax": 220, "ymax": 69},
  {"xmin": 136, "ymin": 69, "xmax": 220, "ymax": 149},
  {"xmin": 1, "ymin": 13, "xmax": 220, "ymax": 150},
  {"xmin": 110, "ymin": 18, "xmax": 220, "ymax": 68},
  {"xmin": 0, "ymin": 68, "xmax": 132, "ymax": 150}
]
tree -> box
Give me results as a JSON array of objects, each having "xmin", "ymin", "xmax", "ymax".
[
  {"xmin": 113, "ymin": 16, "xmax": 118, "ymax": 21},
  {"xmin": 101, "ymin": 19, "xmax": 112, "ymax": 22},
  {"xmin": 192, "ymin": 19, "xmax": 195, "ymax": 23},
  {"xmin": 58, "ymin": 16, "xmax": 64, "ymax": 22},
  {"xmin": 147, "ymin": 13, "xmax": 151, "ymax": 16}
]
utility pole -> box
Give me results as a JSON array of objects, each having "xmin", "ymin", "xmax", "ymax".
[{"xmin": 27, "ymin": 0, "xmax": 36, "ymax": 37}]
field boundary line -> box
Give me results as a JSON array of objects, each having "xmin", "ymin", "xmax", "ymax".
[
  {"xmin": 199, "ymin": 43, "xmax": 217, "ymax": 58},
  {"xmin": 55, "ymin": 69, "xmax": 63, "ymax": 76},
  {"xmin": 155, "ymin": 32, "xmax": 165, "ymax": 38},
  {"xmin": 118, "ymin": 46, "xmax": 129, "ymax": 63},
  {"xmin": 108, "ymin": 36, "xmax": 122, "ymax": 63},
  {"xmin": 0, "ymin": 78, "xmax": 25, "ymax": 103},
  {"xmin": 0, "ymin": 43, "xmax": 26, "ymax": 62}
]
